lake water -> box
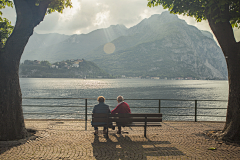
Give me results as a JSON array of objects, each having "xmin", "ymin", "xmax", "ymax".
[{"xmin": 20, "ymin": 78, "xmax": 228, "ymax": 121}]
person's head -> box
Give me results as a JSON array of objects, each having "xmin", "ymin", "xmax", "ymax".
[
  {"xmin": 117, "ymin": 95, "xmax": 124, "ymax": 103},
  {"xmin": 97, "ymin": 96, "xmax": 105, "ymax": 103}
]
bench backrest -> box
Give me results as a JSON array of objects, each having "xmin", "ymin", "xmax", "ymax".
[{"xmin": 92, "ymin": 113, "xmax": 162, "ymax": 123}]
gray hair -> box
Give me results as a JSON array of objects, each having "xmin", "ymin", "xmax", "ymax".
[{"xmin": 117, "ymin": 95, "xmax": 124, "ymax": 102}]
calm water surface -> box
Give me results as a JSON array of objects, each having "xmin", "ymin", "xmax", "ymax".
[{"xmin": 20, "ymin": 78, "xmax": 228, "ymax": 121}]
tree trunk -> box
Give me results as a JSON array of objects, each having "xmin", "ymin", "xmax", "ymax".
[
  {"xmin": 0, "ymin": 0, "xmax": 50, "ymax": 141},
  {"xmin": 0, "ymin": 56, "xmax": 27, "ymax": 140},
  {"xmin": 207, "ymin": 6, "xmax": 240, "ymax": 142},
  {"xmin": 223, "ymin": 50, "xmax": 240, "ymax": 142}
]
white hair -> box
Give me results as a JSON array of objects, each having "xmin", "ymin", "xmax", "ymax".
[{"xmin": 117, "ymin": 95, "xmax": 124, "ymax": 102}]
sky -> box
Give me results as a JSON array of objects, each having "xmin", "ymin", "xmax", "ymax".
[{"xmin": 2, "ymin": 0, "xmax": 239, "ymax": 41}]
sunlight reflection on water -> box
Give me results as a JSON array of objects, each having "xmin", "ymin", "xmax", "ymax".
[{"xmin": 20, "ymin": 78, "xmax": 228, "ymax": 121}]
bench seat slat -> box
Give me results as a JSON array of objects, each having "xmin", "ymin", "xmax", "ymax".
[
  {"xmin": 92, "ymin": 113, "xmax": 162, "ymax": 118},
  {"xmin": 92, "ymin": 118, "xmax": 162, "ymax": 123},
  {"xmin": 92, "ymin": 122, "xmax": 161, "ymax": 127},
  {"xmin": 108, "ymin": 114, "xmax": 162, "ymax": 118},
  {"xmin": 127, "ymin": 122, "xmax": 162, "ymax": 127}
]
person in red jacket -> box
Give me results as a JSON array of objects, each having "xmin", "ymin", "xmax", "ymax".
[{"xmin": 111, "ymin": 95, "xmax": 131, "ymax": 134}]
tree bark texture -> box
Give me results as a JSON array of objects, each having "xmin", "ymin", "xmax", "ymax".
[
  {"xmin": 207, "ymin": 6, "xmax": 240, "ymax": 142},
  {"xmin": 0, "ymin": 0, "xmax": 50, "ymax": 141}
]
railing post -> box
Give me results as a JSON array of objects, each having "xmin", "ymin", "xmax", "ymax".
[
  {"xmin": 158, "ymin": 99, "xmax": 161, "ymax": 113},
  {"xmin": 85, "ymin": 99, "xmax": 87, "ymax": 130},
  {"xmin": 195, "ymin": 100, "xmax": 197, "ymax": 122}
]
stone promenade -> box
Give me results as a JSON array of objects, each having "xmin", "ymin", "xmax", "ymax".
[{"xmin": 0, "ymin": 120, "xmax": 240, "ymax": 160}]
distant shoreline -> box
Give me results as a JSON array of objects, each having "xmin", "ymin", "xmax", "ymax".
[{"xmin": 19, "ymin": 77, "xmax": 228, "ymax": 81}]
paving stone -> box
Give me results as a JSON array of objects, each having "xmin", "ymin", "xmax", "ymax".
[{"xmin": 0, "ymin": 120, "xmax": 239, "ymax": 159}]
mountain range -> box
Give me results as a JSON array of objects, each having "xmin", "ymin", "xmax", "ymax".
[{"xmin": 21, "ymin": 11, "xmax": 228, "ymax": 79}]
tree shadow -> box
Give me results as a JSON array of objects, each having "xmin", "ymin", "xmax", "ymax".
[
  {"xmin": 0, "ymin": 142, "xmax": 22, "ymax": 155},
  {"xmin": 0, "ymin": 128, "xmax": 37, "ymax": 155},
  {"xmin": 92, "ymin": 134, "xmax": 185, "ymax": 159}
]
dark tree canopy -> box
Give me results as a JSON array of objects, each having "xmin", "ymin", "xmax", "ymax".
[{"xmin": 148, "ymin": 0, "xmax": 240, "ymax": 28}]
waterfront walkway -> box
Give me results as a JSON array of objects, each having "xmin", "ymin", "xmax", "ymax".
[{"xmin": 0, "ymin": 120, "xmax": 239, "ymax": 159}]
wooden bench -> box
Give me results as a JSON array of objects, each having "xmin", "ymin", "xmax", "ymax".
[{"xmin": 92, "ymin": 113, "xmax": 162, "ymax": 138}]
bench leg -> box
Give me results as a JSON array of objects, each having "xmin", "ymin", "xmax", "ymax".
[
  {"xmin": 144, "ymin": 126, "xmax": 146, "ymax": 138},
  {"xmin": 106, "ymin": 127, "xmax": 109, "ymax": 139},
  {"xmin": 144, "ymin": 115, "xmax": 147, "ymax": 138}
]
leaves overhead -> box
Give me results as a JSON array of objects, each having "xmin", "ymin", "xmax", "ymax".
[
  {"xmin": 147, "ymin": 0, "xmax": 240, "ymax": 28},
  {"xmin": 0, "ymin": 0, "xmax": 72, "ymax": 48},
  {"xmin": 0, "ymin": 18, "xmax": 13, "ymax": 47},
  {"xmin": 36, "ymin": 0, "xmax": 72, "ymax": 14},
  {"xmin": 0, "ymin": 0, "xmax": 12, "ymax": 15},
  {"xmin": 0, "ymin": 0, "xmax": 13, "ymax": 48}
]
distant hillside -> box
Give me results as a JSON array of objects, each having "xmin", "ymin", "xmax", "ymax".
[
  {"xmin": 21, "ymin": 25, "xmax": 128, "ymax": 62},
  {"xmin": 21, "ymin": 11, "xmax": 227, "ymax": 80},
  {"xmin": 23, "ymin": 32, "xmax": 71, "ymax": 53},
  {"xmin": 19, "ymin": 59, "xmax": 112, "ymax": 78}
]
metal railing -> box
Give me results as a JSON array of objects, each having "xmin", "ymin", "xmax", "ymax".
[{"xmin": 22, "ymin": 98, "xmax": 228, "ymax": 130}]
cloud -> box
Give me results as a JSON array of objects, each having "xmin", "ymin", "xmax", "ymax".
[
  {"xmin": 1, "ymin": 0, "xmax": 239, "ymax": 42},
  {"xmin": 94, "ymin": 11, "xmax": 110, "ymax": 26},
  {"xmin": 35, "ymin": 0, "xmax": 167, "ymax": 35},
  {"xmin": 178, "ymin": 14, "xmax": 210, "ymax": 31},
  {"xmin": 59, "ymin": 0, "xmax": 81, "ymax": 22},
  {"xmin": 233, "ymin": 28, "xmax": 240, "ymax": 41},
  {"xmin": 1, "ymin": 6, "xmax": 16, "ymax": 25}
]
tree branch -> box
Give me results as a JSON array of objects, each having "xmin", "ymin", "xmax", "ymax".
[
  {"xmin": 32, "ymin": 0, "xmax": 51, "ymax": 26},
  {"xmin": 3, "ymin": 0, "xmax": 51, "ymax": 60},
  {"xmin": 206, "ymin": 4, "xmax": 236, "ymax": 57}
]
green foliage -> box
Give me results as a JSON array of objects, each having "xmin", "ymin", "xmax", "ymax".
[
  {"xmin": 20, "ymin": 59, "xmax": 112, "ymax": 78},
  {"xmin": 0, "ymin": 0, "xmax": 72, "ymax": 48},
  {"xmin": 24, "ymin": 60, "xmax": 34, "ymax": 65},
  {"xmin": 40, "ymin": 60, "xmax": 51, "ymax": 66},
  {"xmin": 0, "ymin": 0, "xmax": 13, "ymax": 12},
  {"xmin": 0, "ymin": 17, "xmax": 13, "ymax": 47},
  {"xmin": 36, "ymin": 0, "xmax": 72, "ymax": 14},
  {"xmin": 0, "ymin": 0, "xmax": 13, "ymax": 48},
  {"xmin": 147, "ymin": 0, "xmax": 240, "ymax": 28}
]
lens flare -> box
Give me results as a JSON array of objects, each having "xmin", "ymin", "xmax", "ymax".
[{"xmin": 104, "ymin": 43, "xmax": 115, "ymax": 54}]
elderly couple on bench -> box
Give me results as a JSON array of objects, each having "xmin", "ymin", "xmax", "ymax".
[{"xmin": 91, "ymin": 95, "xmax": 131, "ymax": 135}]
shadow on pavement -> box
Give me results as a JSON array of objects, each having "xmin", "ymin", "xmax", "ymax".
[
  {"xmin": 92, "ymin": 134, "xmax": 185, "ymax": 159},
  {"xmin": 0, "ymin": 141, "xmax": 25, "ymax": 155},
  {"xmin": 0, "ymin": 129, "xmax": 37, "ymax": 155}
]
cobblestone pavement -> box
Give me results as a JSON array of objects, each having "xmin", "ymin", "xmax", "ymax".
[{"xmin": 0, "ymin": 120, "xmax": 240, "ymax": 160}]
